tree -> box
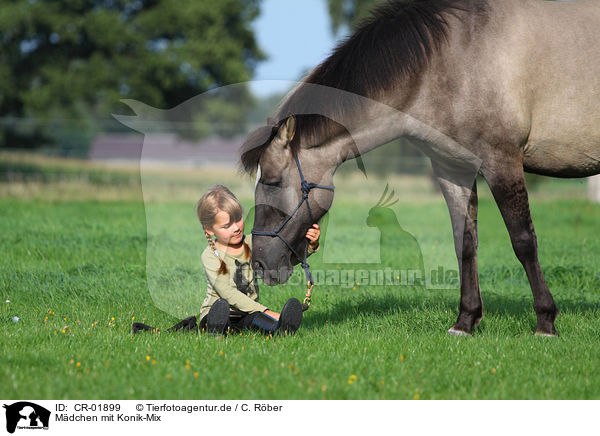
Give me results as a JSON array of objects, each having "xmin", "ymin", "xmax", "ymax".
[
  {"xmin": 0, "ymin": 0, "xmax": 265, "ymax": 150},
  {"xmin": 327, "ymin": 0, "xmax": 384, "ymax": 35}
]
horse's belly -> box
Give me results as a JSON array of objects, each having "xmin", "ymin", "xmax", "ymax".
[
  {"xmin": 520, "ymin": 1, "xmax": 600, "ymax": 177},
  {"xmin": 523, "ymin": 138, "xmax": 600, "ymax": 177}
]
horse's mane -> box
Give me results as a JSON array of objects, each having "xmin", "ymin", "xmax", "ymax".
[{"xmin": 240, "ymin": 0, "xmax": 488, "ymax": 174}]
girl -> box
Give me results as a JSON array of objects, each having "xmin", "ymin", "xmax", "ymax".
[
  {"xmin": 133, "ymin": 184, "xmax": 320, "ymax": 335},
  {"xmin": 197, "ymin": 185, "xmax": 320, "ymax": 335}
]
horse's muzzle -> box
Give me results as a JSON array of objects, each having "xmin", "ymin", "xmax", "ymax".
[{"xmin": 252, "ymin": 257, "xmax": 293, "ymax": 285}]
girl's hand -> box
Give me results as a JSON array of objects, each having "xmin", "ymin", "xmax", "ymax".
[
  {"xmin": 265, "ymin": 309, "xmax": 280, "ymax": 320},
  {"xmin": 305, "ymin": 224, "xmax": 320, "ymax": 249}
]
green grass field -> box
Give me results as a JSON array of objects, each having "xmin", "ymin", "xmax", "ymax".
[{"xmin": 1, "ymin": 154, "xmax": 599, "ymax": 399}]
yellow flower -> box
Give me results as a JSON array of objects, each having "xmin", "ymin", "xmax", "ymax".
[
  {"xmin": 132, "ymin": 316, "xmax": 135, "ymax": 321},
  {"xmin": 400, "ymin": 355, "xmax": 404, "ymax": 362},
  {"xmin": 185, "ymin": 364, "xmax": 191, "ymax": 371},
  {"xmin": 76, "ymin": 362, "xmax": 81, "ymax": 368},
  {"xmin": 61, "ymin": 329, "xmax": 66, "ymax": 334},
  {"xmin": 413, "ymin": 393, "xmax": 420, "ymax": 400},
  {"xmin": 491, "ymin": 368, "xmax": 496, "ymax": 374},
  {"xmin": 152, "ymin": 360, "xmax": 156, "ymax": 365},
  {"xmin": 219, "ymin": 350, "xmax": 224, "ymax": 356},
  {"xmin": 348, "ymin": 374, "xmax": 357, "ymax": 385},
  {"xmin": 146, "ymin": 355, "xmax": 151, "ymax": 361},
  {"xmin": 69, "ymin": 359, "xmax": 74, "ymax": 365},
  {"xmin": 193, "ymin": 372, "xmax": 199, "ymax": 378},
  {"xmin": 166, "ymin": 374, "xmax": 172, "ymax": 380}
]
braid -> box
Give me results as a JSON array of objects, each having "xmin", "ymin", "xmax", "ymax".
[{"xmin": 204, "ymin": 230, "xmax": 228, "ymax": 275}]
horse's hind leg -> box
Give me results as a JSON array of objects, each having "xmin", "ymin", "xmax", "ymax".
[
  {"xmin": 482, "ymin": 156, "xmax": 558, "ymax": 336},
  {"xmin": 433, "ymin": 162, "xmax": 483, "ymax": 336}
]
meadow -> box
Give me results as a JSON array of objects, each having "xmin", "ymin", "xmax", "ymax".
[{"xmin": 1, "ymin": 152, "xmax": 599, "ymax": 399}]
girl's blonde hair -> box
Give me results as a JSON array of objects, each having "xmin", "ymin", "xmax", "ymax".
[{"xmin": 197, "ymin": 185, "xmax": 250, "ymax": 274}]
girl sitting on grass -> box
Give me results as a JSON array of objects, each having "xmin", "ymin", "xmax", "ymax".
[{"xmin": 133, "ymin": 184, "xmax": 320, "ymax": 335}]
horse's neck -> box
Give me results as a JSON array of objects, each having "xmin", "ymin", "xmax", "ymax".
[
  {"xmin": 327, "ymin": 97, "xmax": 483, "ymax": 173},
  {"xmin": 291, "ymin": 81, "xmax": 482, "ymax": 172}
]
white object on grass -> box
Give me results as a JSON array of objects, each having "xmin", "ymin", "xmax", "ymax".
[{"xmin": 589, "ymin": 175, "xmax": 600, "ymax": 203}]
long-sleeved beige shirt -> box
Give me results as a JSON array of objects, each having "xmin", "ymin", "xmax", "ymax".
[{"xmin": 199, "ymin": 234, "xmax": 318, "ymax": 320}]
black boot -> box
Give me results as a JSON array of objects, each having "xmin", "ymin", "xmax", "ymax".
[
  {"xmin": 132, "ymin": 322, "xmax": 159, "ymax": 334},
  {"xmin": 249, "ymin": 298, "xmax": 303, "ymax": 335},
  {"xmin": 166, "ymin": 316, "xmax": 197, "ymax": 332},
  {"xmin": 249, "ymin": 312, "xmax": 280, "ymax": 334},
  {"xmin": 278, "ymin": 298, "xmax": 303, "ymax": 334},
  {"xmin": 207, "ymin": 298, "xmax": 230, "ymax": 334}
]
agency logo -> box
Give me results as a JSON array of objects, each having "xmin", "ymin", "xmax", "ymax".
[{"xmin": 3, "ymin": 402, "xmax": 50, "ymax": 434}]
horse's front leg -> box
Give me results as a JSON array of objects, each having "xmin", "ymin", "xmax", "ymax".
[
  {"xmin": 482, "ymin": 154, "xmax": 558, "ymax": 336},
  {"xmin": 433, "ymin": 162, "xmax": 483, "ymax": 336}
]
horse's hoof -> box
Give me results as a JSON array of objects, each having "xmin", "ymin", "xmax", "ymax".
[
  {"xmin": 447, "ymin": 327, "xmax": 472, "ymax": 337},
  {"xmin": 534, "ymin": 330, "xmax": 558, "ymax": 337}
]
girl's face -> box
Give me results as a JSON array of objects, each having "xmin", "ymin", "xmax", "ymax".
[{"xmin": 206, "ymin": 210, "xmax": 244, "ymax": 246}]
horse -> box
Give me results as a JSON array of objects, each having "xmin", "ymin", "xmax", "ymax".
[{"xmin": 240, "ymin": 0, "xmax": 600, "ymax": 336}]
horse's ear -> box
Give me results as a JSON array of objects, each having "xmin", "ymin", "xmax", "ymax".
[
  {"xmin": 285, "ymin": 115, "xmax": 296, "ymax": 140},
  {"xmin": 274, "ymin": 115, "xmax": 296, "ymax": 147}
]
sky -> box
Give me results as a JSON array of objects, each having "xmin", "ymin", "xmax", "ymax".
[{"xmin": 250, "ymin": 0, "xmax": 347, "ymax": 97}]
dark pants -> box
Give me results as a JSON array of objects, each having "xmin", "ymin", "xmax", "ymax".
[
  {"xmin": 133, "ymin": 311, "xmax": 268, "ymax": 334},
  {"xmin": 198, "ymin": 311, "xmax": 263, "ymax": 332}
]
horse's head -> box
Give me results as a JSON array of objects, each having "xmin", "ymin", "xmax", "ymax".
[{"xmin": 241, "ymin": 115, "xmax": 336, "ymax": 285}]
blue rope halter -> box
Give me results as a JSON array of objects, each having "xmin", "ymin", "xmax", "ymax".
[{"xmin": 252, "ymin": 151, "xmax": 335, "ymax": 286}]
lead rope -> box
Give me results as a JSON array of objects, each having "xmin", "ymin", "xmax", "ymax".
[
  {"xmin": 294, "ymin": 152, "xmax": 333, "ymax": 312},
  {"xmin": 301, "ymin": 242, "xmax": 313, "ymax": 311},
  {"xmin": 252, "ymin": 150, "xmax": 334, "ymax": 312}
]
